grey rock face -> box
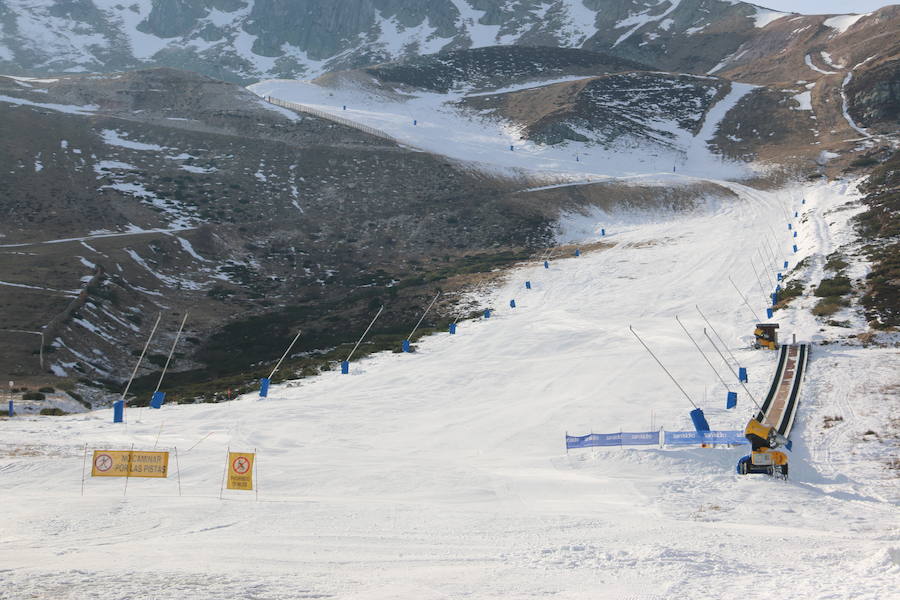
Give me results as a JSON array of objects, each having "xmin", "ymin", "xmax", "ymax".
[
  {"xmin": 846, "ymin": 61, "xmax": 900, "ymax": 127},
  {"xmin": 246, "ymin": 0, "xmax": 377, "ymax": 59},
  {"xmin": 139, "ymin": 0, "xmax": 214, "ymax": 39}
]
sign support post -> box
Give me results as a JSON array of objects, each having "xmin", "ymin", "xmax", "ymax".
[
  {"xmin": 174, "ymin": 446, "xmax": 182, "ymax": 497},
  {"xmin": 80, "ymin": 442, "xmax": 88, "ymax": 497},
  {"xmin": 123, "ymin": 443, "xmax": 134, "ymax": 496},
  {"xmin": 219, "ymin": 447, "xmax": 229, "ymax": 500}
]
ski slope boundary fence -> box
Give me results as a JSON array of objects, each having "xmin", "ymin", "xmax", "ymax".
[
  {"xmin": 566, "ymin": 430, "xmax": 748, "ymax": 449},
  {"xmin": 264, "ymin": 96, "xmax": 408, "ymax": 147}
]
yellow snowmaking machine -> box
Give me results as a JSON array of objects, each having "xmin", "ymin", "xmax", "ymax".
[
  {"xmin": 753, "ymin": 323, "xmax": 779, "ymax": 350},
  {"xmin": 736, "ymin": 419, "xmax": 789, "ymax": 478}
]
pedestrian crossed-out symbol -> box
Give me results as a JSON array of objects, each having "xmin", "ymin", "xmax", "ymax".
[
  {"xmin": 232, "ymin": 456, "xmax": 250, "ymax": 475},
  {"xmin": 94, "ymin": 454, "xmax": 113, "ymax": 472}
]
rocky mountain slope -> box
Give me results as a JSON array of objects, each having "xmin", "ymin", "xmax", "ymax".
[
  {"xmin": 0, "ymin": 0, "xmax": 833, "ymax": 83},
  {"xmin": 0, "ymin": 68, "xmax": 580, "ymax": 400}
]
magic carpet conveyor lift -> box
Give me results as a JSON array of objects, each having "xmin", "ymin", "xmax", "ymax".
[{"xmin": 737, "ymin": 343, "xmax": 809, "ymax": 479}]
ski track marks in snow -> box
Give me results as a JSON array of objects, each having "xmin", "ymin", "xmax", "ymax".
[{"xmin": 1, "ymin": 175, "xmax": 898, "ymax": 598}]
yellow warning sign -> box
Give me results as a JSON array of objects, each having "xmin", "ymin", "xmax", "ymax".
[
  {"xmin": 226, "ymin": 452, "xmax": 255, "ymax": 490},
  {"xmin": 91, "ymin": 450, "xmax": 169, "ymax": 478}
]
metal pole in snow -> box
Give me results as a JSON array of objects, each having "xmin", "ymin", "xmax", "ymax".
[
  {"xmin": 765, "ymin": 227, "xmax": 780, "ymax": 260},
  {"xmin": 757, "ymin": 248, "xmax": 776, "ymax": 289},
  {"xmin": 675, "ymin": 316, "xmax": 733, "ymax": 390},
  {"xmin": 695, "ymin": 305, "xmax": 741, "ymax": 368},
  {"xmin": 728, "ymin": 276, "xmax": 763, "ymax": 322},
  {"xmin": 702, "ymin": 328, "xmax": 763, "ymax": 410},
  {"xmin": 628, "ymin": 325, "xmax": 697, "ymax": 409},
  {"xmin": 763, "ymin": 234, "xmax": 779, "ymax": 266},
  {"xmin": 120, "ymin": 313, "xmax": 162, "ymax": 418},
  {"xmin": 407, "ymin": 292, "xmax": 441, "ymax": 341},
  {"xmin": 155, "ymin": 313, "xmax": 188, "ymax": 393},
  {"xmin": 268, "ymin": 329, "xmax": 303, "ymax": 381},
  {"xmin": 749, "ymin": 259, "xmax": 767, "ymax": 301},
  {"xmin": 345, "ymin": 306, "xmax": 384, "ymax": 363}
]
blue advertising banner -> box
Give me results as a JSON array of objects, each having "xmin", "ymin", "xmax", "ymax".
[
  {"xmin": 621, "ymin": 432, "xmax": 659, "ymax": 446},
  {"xmin": 566, "ymin": 431, "xmax": 659, "ymax": 449},
  {"xmin": 663, "ymin": 430, "xmax": 748, "ymax": 445}
]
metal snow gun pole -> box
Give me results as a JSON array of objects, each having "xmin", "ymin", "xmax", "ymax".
[{"xmin": 629, "ymin": 325, "xmax": 709, "ymax": 432}]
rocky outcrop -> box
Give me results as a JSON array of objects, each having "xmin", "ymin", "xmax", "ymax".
[
  {"xmin": 846, "ymin": 59, "xmax": 900, "ymax": 128},
  {"xmin": 138, "ymin": 0, "xmax": 215, "ymax": 39},
  {"xmin": 363, "ymin": 46, "xmax": 647, "ymax": 93}
]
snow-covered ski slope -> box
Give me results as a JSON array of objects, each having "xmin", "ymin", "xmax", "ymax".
[
  {"xmin": 249, "ymin": 77, "xmax": 755, "ymax": 181},
  {"xmin": 2, "ymin": 176, "xmax": 898, "ymax": 599}
]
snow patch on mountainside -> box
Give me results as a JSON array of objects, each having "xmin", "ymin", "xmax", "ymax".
[
  {"xmin": 101, "ymin": 129, "xmax": 166, "ymax": 151},
  {"xmin": 804, "ymin": 54, "xmax": 837, "ymax": 75},
  {"xmin": 824, "ymin": 13, "xmax": 868, "ymax": 34},
  {"xmin": 792, "ymin": 90, "xmax": 812, "ymax": 110},
  {"xmin": 250, "ymin": 76, "xmax": 755, "ymax": 180},
  {"xmin": 613, "ymin": 0, "xmax": 683, "ymax": 47},
  {"xmin": 0, "ymin": 94, "xmax": 97, "ymax": 114},
  {"xmin": 450, "ymin": 0, "xmax": 501, "ymax": 47},
  {"xmin": 753, "ymin": 8, "xmax": 787, "ymax": 28},
  {"xmin": 557, "ymin": 0, "xmax": 601, "ymax": 45},
  {"xmin": 91, "ymin": 0, "xmax": 170, "ymax": 60},
  {"xmin": 376, "ymin": 16, "xmax": 450, "ymax": 55}
]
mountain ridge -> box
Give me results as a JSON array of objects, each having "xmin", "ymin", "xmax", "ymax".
[{"xmin": 0, "ymin": 0, "xmax": 838, "ymax": 83}]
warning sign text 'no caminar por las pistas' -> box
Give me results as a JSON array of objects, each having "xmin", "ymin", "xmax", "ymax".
[{"xmin": 91, "ymin": 450, "xmax": 169, "ymax": 478}]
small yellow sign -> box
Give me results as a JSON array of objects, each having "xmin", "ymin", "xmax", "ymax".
[
  {"xmin": 91, "ymin": 450, "xmax": 169, "ymax": 478},
  {"xmin": 226, "ymin": 452, "xmax": 255, "ymax": 490}
]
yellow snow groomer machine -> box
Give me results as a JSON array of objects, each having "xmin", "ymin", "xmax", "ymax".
[{"xmin": 736, "ymin": 419, "xmax": 789, "ymax": 478}]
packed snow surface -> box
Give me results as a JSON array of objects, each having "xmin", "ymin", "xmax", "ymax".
[{"xmin": 2, "ymin": 174, "xmax": 897, "ymax": 598}]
